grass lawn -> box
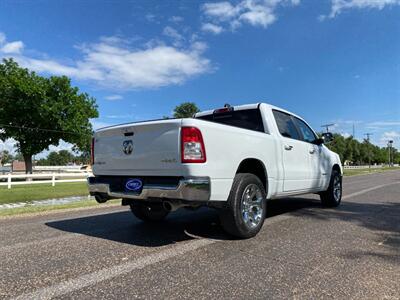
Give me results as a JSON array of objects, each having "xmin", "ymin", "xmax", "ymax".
[
  {"xmin": 0, "ymin": 199, "xmax": 120, "ymax": 217},
  {"xmin": 343, "ymin": 166, "xmax": 400, "ymax": 176},
  {"xmin": 0, "ymin": 182, "xmax": 90, "ymax": 204}
]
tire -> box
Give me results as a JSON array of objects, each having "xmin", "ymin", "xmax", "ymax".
[
  {"xmin": 129, "ymin": 201, "xmax": 169, "ymax": 222},
  {"xmin": 320, "ymin": 169, "xmax": 342, "ymax": 207},
  {"xmin": 219, "ymin": 173, "xmax": 267, "ymax": 239}
]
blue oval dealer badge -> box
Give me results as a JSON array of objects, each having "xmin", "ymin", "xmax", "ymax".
[{"xmin": 125, "ymin": 178, "xmax": 143, "ymax": 192}]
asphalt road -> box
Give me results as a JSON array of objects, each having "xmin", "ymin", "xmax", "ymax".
[{"xmin": 0, "ymin": 171, "xmax": 399, "ymax": 299}]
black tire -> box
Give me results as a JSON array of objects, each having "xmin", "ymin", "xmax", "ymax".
[
  {"xmin": 219, "ymin": 173, "xmax": 267, "ymax": 239},
  {"xmin": 320, "ymin": 169, "xmax": 342, "ymax": 207},
  {"xmin": 129, "ymin": 201, "xmax": 169, "ymax": 222}
]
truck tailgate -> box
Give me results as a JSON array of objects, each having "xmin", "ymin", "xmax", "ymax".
[{"xmin": 93, "ymin": 119, "xmax": 183, "ymax": 176}]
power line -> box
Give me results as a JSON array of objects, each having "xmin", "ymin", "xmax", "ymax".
[
  {"xmin": 0, "ymin": 124, "xmax": 89, "ymax": 135},
  {"xmin": 364, "ymin": 133, "xmax": 373, "ymax": 140},
  {"xmin": 321, "ymin": 123, "xmax": 335, "ymax": 133}
]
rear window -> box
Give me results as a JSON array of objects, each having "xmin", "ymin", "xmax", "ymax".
[
  {"xmin": 196, "ymin": 109, "xmax": 265, "ymax": 133},
  {"xmin": 272, "ymin": 110, "xmax": 301, "ymax": 140}
]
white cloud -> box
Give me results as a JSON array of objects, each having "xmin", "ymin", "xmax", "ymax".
[
  {"xmin": 145, "ymin": 13, "xmax": 157, "ymax": 22},
  {"xmin": 91, "ymin": 120, "xmax": 113, "ymax": 130},
  {"xmin": 0, "ymin": 32, "xmax": 6, "ymax": 44},
  {"xmin": 162, "ymin": 26, "xmax": 184, "ymax": 46},
  {"xmin": 382, "ymin": 131, "xmax": 400, "ymax": 139},
  {"xmin": 379, "ymin": 131, "xmax": 400, "ymax": 146},
  {"xmin": 341, "ymin": 132, "xmax": 351, "ymax": 138},
  {"xmin": 0, "ymin": 138, "xmax": 17, "ymax": 155},
  {"xmin": 367, "ymin": 121, "xmax": 400, "ymax": 127},
  {"xmin": 0, "ymin": 33, "xmax": 212, "ymax": 90},
  {"xmin": 201, "ymin": 23, "xmax": 224, "ymax": 34},
  {"xmin": 1, "ymin": 40, "xmax": 24, "ymax": 54},
  {"xmin": 201, "ymin": 0, "xmax": 300, "ymax": 31},
  {"xmin": 202, "ymin": 2, "xmax": 238, "ymax": 20},
  {"xmin": 169, "ymin": 16, "xmax": 184, "ymax": 23},
  {"xmin": 105, "ymin": 94, "xmax": 123, "ymax": 101},
  {"xmin": 36, "ymin": 140, "xmax": 75, "ymax": 159},
  {"xmin": 322, "ymin": 0, "xmax": 400, "ymax": 19}
]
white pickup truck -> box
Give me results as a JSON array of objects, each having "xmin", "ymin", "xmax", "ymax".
[{"xmin": 88, "ymin": 103, "xmax": 342, "ymax": 238}]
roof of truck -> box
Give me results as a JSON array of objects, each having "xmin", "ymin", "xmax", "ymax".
[{"xmin": 195, "ymin": 102, "xmax": 303, "ymax": 120}]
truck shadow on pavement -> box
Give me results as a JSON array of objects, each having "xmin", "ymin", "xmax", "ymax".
[
  {"xmin": 46, "ymin": 197, "xmax": 321, "ymax": 247},
  {"xmin": 46, "ymin": 197, "xmax": 399, "ymax": 263}
]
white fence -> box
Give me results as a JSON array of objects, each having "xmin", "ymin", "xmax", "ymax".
[
  {"xmin": 343, "ymin": 165, "xmax": 385, "ymax": 169},
  {"xmin": 33, "ymin": 166, "xmax": 87, "ymax": 173},
  {"xmin": 0, "ymin": 173, "xmax": 91, "ymax": 189}
]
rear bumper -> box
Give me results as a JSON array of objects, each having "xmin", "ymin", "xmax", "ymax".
[{"xmin": 88, "ymin": 176, "xmax": 210, "ymax": 202}]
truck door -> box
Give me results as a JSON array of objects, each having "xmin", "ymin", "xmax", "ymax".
[
  {"xmin": 272, "ymin": 110, "xmax": 312, "ymax": 192},
  {"xmin": 292, "ymin": 117, "xmax": 326, "ymax": 189}
]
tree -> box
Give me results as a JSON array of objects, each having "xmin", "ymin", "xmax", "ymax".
[
  {"xmin": 13, "ymin": 152, "xmax": 24, "ymax": 162},
  {"xmin": 46, "ymin": 150, "xmax": 74, "ymax": 165},
  {"xmin": 173, "ymin": 102, "xmax": 200, "ymax": 118},
  {"xmin": 0, "ymin": 150, "xmax": 13, "ymax": 165},
  {"xmin": 0, "ymin": 59, "xmax": 98, "ymax": 173},
  {"xmin": 327, "ymin": 134, "xmax": 346, "ymax": 163},
  {"xmin": 75, "ymin": 151, "xmax": 90, "ymax": 165}
]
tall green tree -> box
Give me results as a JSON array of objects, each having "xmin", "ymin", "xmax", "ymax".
[
  {"xmin": 173, "ymin": 102, "xmax": 200, "ymax": 118},
  {"xmin": 0, "ymin": 58, "xmax": 98, "ymax": 173}
]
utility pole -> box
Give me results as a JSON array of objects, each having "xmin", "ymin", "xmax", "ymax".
[
  {"xmin": 388, "ymin": 140, "xmax": 393, "ymax": 167},
  {"xmin": 321, "ymin": 123, "xmax": 335, "ymax": 133},
  {"xmin": 352, "ymin": 123, "xmax": 355, "ymax": 139},
  {"xmin": 364, "ymin": 133, "xmax": 373, "ymax": 170}
]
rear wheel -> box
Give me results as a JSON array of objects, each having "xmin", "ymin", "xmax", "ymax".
[
  {"xmin": 219, "ymin": 173, "xmax": 267, "ymax": 239},
  {"xmin": 129, "ymin": 201, "xmax": 169, "ymax": 222},
  {"xmin": 320, "ymin": 169, "xmax": 342, "ymax": 207}
]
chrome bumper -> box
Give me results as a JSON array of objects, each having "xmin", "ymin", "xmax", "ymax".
[{"xmin": 88, "ymin": 177, "xmax": 210, "ymax": 202}]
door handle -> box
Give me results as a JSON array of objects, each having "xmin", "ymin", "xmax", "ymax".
[
  {"xmin": 309, "ymin": 149, "xmax": 316, "ymax": 154},
  {"xmin": 284, "ymin": 145, "xmax": 293, "ymax": 151}
]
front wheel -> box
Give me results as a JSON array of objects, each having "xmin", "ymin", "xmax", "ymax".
[
  {"xmin": 219, "ymin": 173, "xmax": 267, "ymax": 239},
  {"xmin": 129, "ymin": 201, "xmax": 169, "ymax": 222},
  {"xmin": 320, "ymin": 170, "xmax": 342, "ymax": 207}
]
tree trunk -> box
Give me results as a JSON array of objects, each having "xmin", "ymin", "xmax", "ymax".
[{"xmin": 23, "ymin": 154, "xmax": 33, "ymax": 174}]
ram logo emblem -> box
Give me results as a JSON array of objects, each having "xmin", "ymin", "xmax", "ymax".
[{"xmin": 122, "ymin": 140, "xmax": 133, "ymax": 155}]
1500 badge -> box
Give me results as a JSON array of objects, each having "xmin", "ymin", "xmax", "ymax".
[{"xmin": 161, "ymin": 158, "xmax": 177, "ymax": 163}]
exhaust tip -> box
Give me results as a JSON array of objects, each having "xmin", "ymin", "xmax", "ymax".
[
  {"xmin": 94, "ymin": 194, "xmax": 108, "ymax": 204},
  {"xmin": 163, "ymin": 201, "xmax": 172, "ymax": 211}
]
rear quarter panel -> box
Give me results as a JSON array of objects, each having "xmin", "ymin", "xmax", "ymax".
[{"xmin": 181, "ymin": 118, "xmax": 280, "ymax": 200}]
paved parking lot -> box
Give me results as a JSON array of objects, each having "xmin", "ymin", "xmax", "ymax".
[{"xmin": 0, "ymin": 171, "xmax": 399, "ymax": 299}]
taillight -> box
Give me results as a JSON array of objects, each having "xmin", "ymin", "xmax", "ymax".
[
  {"xmin": 91, "ymin": 137, "xmax": 95, "ymax": 165},
  {"xmin": 181, "ymin": 127, "xmax": 206, "ymax": 163}
]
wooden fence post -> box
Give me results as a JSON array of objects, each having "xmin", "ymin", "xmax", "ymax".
[{"xmin": 52, "ymin": 173, "xmax": 56, "ymax": 187}]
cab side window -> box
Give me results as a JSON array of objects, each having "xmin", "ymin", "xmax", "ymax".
[
  {"xmin": 293, "ymin": 117, "xmax": 317, "ymax": 143},
  {"xmin": 273, "ymin": 110, "xmax": 300, "ymax": 140}
]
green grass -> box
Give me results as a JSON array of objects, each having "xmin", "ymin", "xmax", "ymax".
[
  {"xmin": 0, "ymin": 199, "xmax": 120, "ymax": 217},
  {"xmin": 343, "ymin": 166, "xmax": 400, "ymax": 177},
  {"xmin": 0, "ymin": 182, "xmax": 89, "ymax": 204}
]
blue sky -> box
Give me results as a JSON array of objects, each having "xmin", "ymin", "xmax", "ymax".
[{"xmin": 0, "ymin": 0, "xmax": 399, "ymax": 156}]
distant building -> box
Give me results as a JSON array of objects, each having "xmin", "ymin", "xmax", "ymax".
[{"xmin": 12, "ymin": 161, "xmax": 26, "ymax": 173}]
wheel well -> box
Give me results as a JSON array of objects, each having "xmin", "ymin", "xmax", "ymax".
[
  {"xmin": 236, "ymin": 159, "xmax": 267, "ymax": 190},
  {"xmin": 332, "ymin": 164, "xmax": 341, "ymax": 173}
]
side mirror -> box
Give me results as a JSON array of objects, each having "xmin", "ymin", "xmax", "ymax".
[{"xmin": 321, "ymin": 132, "xmax": 334, "ymax": 143}]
